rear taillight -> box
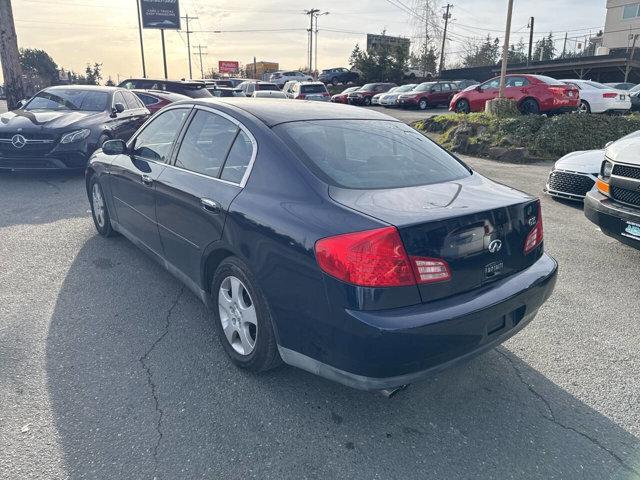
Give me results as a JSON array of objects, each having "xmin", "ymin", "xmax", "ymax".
[
  {"xmin": 603, "ymin": 92, "xmax": 617, "ymax": 98},
  {"xmin": 524, "ymin": 201, "xmax": 544, "ymax": 254},
  {"xmin": 549, "ymin": 87, "xmax": 570, "ymax": 97},
  {"xmin": 315, "ymin": 226, "xmax": 451, "ymax": 287}
]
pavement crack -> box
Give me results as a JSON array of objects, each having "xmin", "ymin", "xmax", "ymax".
[
  {"xmin": 497, "ymin": 349, "xmax": 640, "ymax": 477},
  {"xmin": 139, "ymin": 286, "xmax": 185, "ymax": 475}
]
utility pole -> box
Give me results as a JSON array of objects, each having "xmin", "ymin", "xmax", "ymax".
[
  {"xmin": 625, "ymin": 34, "xmax": 639, "ymax": 82},
  {"xmin": 193, "ymin": 44, "xmax": 207, "ymax": 79},
  {"xmin": 527, "ymin": 16, "xmax": 534, "ymax": 66},
  {"xmin": 314, "ymin": 11, "xmax": 329, "ymax": 78},
  {"xmin": 304, "ymin": 9, "xmax": 319, "ymax": 75},
  {"xmin": 498, "ymin": 0, "xmax": 515, "ymax": 98},
  {"xmin": 181, "ymin": 13, "xmax": 198, "ymax": 79},
  {"xmin": 438, "ymin": 4, "xmax": 452, "ymax": 74},
  {"xmin": 0, "ymin": 0, "xmax": 26, "ymax": 110},
  {"xmin": 561, "ymin": 32, "xmax": 568, "ymax": 58},
  {"xmin": 135, "ymin": 0, "xmax": 147, "ymax": 77},
  {"xmin": 160, "ymin": 29, "xmax": 168, "ymax": 79}
]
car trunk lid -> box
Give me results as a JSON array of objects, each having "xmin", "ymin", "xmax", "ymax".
[{"xmin": 329, "ymin": 174, "xmax": 542, "ymax": 302}]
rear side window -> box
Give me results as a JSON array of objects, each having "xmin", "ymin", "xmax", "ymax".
[
  {"xmin": 221, "ymin": 130, "xmax": 253, "ymax": 183},
  {"xmin": 301, "ymin": 84, "xmax": 327, "ymax": 94},
  {"xmin": 275, "ymin": 120, "xmax": 470, "ymax": 189},
  {"xmin": 175, "ymin": 110, "xmax": 238, "ymax": 178}
]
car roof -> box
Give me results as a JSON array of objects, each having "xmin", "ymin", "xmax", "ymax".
[
  {"xmin": 181, "ymin": 98, "xmax": 399, "ymax": 127},
  {"xmin": 46, "ymin": 85, "xmax": 119, "ymax": 92}
]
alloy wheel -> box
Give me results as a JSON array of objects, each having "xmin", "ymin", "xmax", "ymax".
[
  {"xmin": 578, "ymin": 101, "xmax": 590, "ymax": 114},
  {"xmin": 419, "ymin": 99, "xmax": 428, "ymax": 110},
  {"xmin": 218, "ymin": 276, "xmax": 258, "ymax": 356},
  {"xmin": 92, "ymin": 183, "xmax": 105, "ymax": 228}
]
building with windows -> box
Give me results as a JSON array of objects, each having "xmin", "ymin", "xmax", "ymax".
[{"xmin": 603, "ymin": 1, "xmax": 640, "ymax": 50}]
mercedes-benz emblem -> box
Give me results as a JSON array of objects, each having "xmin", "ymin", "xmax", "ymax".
[
  {"xmin": 11, "ymin": 134, "xmax": 27, "ymax": 149},
  {"xmin": 488, "ymin": 239, "xmax": 503, "ymax": 253}
]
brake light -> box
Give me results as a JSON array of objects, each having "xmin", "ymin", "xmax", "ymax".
[
  {"xmin": 315, "ymin": 226, "xmax": 451, "ymax": 287},
  {"xmin": 524, "ymin": 202, "xmax": 543, "ymax": 254},
  {"xmin": 549, "ymin": 86, "xmax": 570, "ymax": 97},
  {"xmin": 596, "ymin": 178, "xmax": 610, "ymax": 195},
  {"xmin": 603, "ymin": 92, "xmax": 617, "ymax": 98}
]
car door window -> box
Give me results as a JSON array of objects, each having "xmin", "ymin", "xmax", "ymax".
[
  {"xmin": 505, "ymin": 76, "xmax": 529, "ymax": 88},
  {"xmin": 431, "ymin": 84, "xmax": 442, "ymax": 92},
  {"xmin": 131, "ymin": 108, "xmax": 189, "ymax": 163},
  {"xmin": 220, "ymin": 130, "xmax": 254, "ymax": 184},
  {"xmin": 174, "ymin": 110, "xmax": 239, "ymax": 178},
  {"xmin": 481, "ymin": 79, "xmax": 500, "ymax": 90},
  {"xmin": 440, "ymin": 83, "xmax": 451, "ymax": 92},
  {"xmin": 113, "ymin": 91, "xmax": 126, "ymax": 109},
  {"xmin": 122, "ymin": 90, "xmax": 142, "ymax": 110}
]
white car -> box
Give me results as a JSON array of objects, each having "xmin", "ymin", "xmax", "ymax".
[
  {"xmin": 269, "ymin": 71, "xmax": 313, "ymax": 89},
  {"xmin": 544, "ymin": 150, "xmax": 605, "ymax": 201},
  {"xmin": 252, "ymin": 90, "xmax": 288, "ymax": 99},
  {"xmin": 561, "ymin": 79, "xmax": 632, "ymax": 114},
  {"xmin": 379, "ymin": 84, "xmax": 417, "ymax": 107},
  {"xmin": 289, "ymin": 81, "xmax": 330, "ymax": 101}
]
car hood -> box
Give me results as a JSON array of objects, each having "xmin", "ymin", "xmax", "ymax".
[
  {"xmin": 0, "ymin": 109, "xmax": 103, "ymax": 132},
  {"xmin": 555, "ymin": 150, "xmax": 604, "ymax": 174},
  {"xmin": 605, "ymin": 130, "xmax": 640, "ymax": 166}
]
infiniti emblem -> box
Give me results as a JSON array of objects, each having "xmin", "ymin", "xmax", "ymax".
[
  {"xmin": 11, "ymin": 134, "xmax": 26, "ymax": 149},
  {"xmin": 488, "ymin": 239, "xmax": 503, "ymax": 253}
]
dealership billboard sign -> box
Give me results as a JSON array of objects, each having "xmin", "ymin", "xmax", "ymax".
[
  {"xmin": 140, "ymin": 0, "xmax": 181, "ymax": 30},
  {"xmin": 218, "ymin": 61, "xmax": 239, "ymax": 73},
  {"xmin": 366, "ymin": 34, "xmax": 410, "ymax": 56}
]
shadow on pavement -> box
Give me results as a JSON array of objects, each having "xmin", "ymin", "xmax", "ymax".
[
  {"xmin": 46, "ymin": 235, "xmax": 640, "ymax": 480},
  {"xmin": 0, "ymin": 170, "xmax": 86, "ymax": 229}
]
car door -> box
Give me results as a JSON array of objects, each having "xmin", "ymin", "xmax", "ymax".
[
  {"xmin": 439, "ymin": 83, "xmax": 453, "ymax": 105},
  {"xmin": 155, "ymin": 106, "xmax": 256, "ymax": 284},
  {"xmin": 504, "ymin": 76, "xmax": 529, "ymax": 102},
  {"xmin": 109, "ymin": 107, "xmax": 191, "ymax": 255},
  {"xmin": 471, "ymin": 78, "xmax": 500, "ymax": 111}
]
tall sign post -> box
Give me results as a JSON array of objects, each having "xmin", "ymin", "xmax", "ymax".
[
  {"xmin": 139, "ymin": 0, "xmax": 181, "ymax": 79},
  {"xmin": 135, "ymin": 0, "xmax": 147, "ymax": 77}
]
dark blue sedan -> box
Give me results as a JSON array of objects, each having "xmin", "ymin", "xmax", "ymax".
[{"xmin": 86, "ymin": 99, "xmax": 557, "ymax": 392}]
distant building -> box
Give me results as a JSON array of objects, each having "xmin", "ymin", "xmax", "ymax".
[
  {"xmin": 245, "ymin": 61, "xmax": 279, "ymax": 80},
  {"xmin": 603, "ymin": 0, "xmax": 640, "ymax": 51}
]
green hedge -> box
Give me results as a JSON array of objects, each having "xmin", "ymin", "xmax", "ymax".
[{"xmin": 416, "ymin": 113, "xmax": 640, "ymax": 160}]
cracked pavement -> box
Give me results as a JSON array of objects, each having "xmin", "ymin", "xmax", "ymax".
[{"xmin": 0, "ymin": 144, "xmax": 639, "ymax": 478}]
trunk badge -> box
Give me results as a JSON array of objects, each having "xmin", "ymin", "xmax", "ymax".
[{"xmin": 488, "ymin": 239, "xmax": 503, "ymax": 253}]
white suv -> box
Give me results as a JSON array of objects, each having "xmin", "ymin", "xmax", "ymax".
[{"xmin": 270, "ymin": 71, "xmax": 313, "ymax": 89}]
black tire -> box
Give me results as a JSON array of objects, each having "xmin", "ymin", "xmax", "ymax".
[
  {"xmin": 211, "ymin": 257, "xmax": 281, "ymax": 373},
  {"xmin": 455, "ymin": 99, "xmax": 470, "ymax": 114},
  {"xmin": 89, "ymin": 176, "xmax": 116, "ymax": 237},
  {"xmin": 331, "ymin": 77, "xmax": 338, "ymax": 86},
  {"xmin": 519, "ymin": 98, "xmax": 540, "ymax": 115},
  {"xmin": 578, "ymin": 100, "xmax": 591, "ymax": 114},
  {"xmin": 363, "ymin": 96, "xmax": 372, "ymax": 106},
  {"xmin": 418, "ymin": 97, "xmax": 429, "ymax": 110}
]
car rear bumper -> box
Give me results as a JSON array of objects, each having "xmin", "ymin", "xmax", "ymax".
[
  {"xmin": 584, "ymin": 190, "xmax": 640, "ymax": 249},
  {"xmin": 280, "ymin": 253, "xmax": 558, "ymax": 390}
]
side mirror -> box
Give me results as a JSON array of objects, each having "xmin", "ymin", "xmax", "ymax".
[
  {"xmin": 102, "ymin": 139, "xmax": 127, "ymax": 155},
  {"xmin": 605, "ymin": 141, "xmax": 613, "ymax": 148},
  {"xmin": 112, "ymin": 103, "xmax": 126, "ymax": 115},
  {"xmin": 17, "ymin": 99, "xmax": 26, "ymax": 109},
  {"xmin": 476, "ymin": 86, "xmax": 483, "ymax": 92},
  {"xmin": 430, "ymin": 88, "xmax": 437, "ymax": 93}
]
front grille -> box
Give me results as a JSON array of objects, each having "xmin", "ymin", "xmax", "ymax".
[
  {"xmin": 0, "ymin": 132, "xmax": 57, "ymax": 141},
  {"xmin": 613, "ymin": 164, "xmax": 640, "ymax": 180},
  {"xmin": 0, "ymin": 142, "xmax": 55, "ymax": 156},
  {"xmin": 611, "ymin": 186, "xmax": 640, "ymax": 207},
  {"xmin": 547, "ymin": 170, "xmax": 595, "ymax": 197}
]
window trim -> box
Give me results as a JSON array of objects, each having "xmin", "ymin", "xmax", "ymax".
[{"xmin": 164, "ymin": 104, "xmax": 258, "ymax": 188}]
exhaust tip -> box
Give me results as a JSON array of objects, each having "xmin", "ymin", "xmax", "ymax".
[{"xmin": 378, "ymin": 384, "xmax": 409, "ymax": 398}]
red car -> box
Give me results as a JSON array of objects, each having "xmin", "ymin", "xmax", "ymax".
[
  {"xmin": 331, "ymin": 86, "xmax": 360, "ymax": 104},
  {"xmin": 449, "ymin": 74, "xmax": 580, "ymax": 114},
  {"xmin": 397, "ymin": 81, "xmax": 460, "ymax": 110},
  {"xmin": 132, "ymin": 89, "xmax": 189, "ymax": 114}
]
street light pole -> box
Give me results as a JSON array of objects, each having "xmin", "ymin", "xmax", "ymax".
[
  {"xmin": 314, "ymin": 11, "xmax": 329, "ymax": 79},
  {"xmin": 498, "ymin": 0, "xmax": 514, "ymax": 98}
]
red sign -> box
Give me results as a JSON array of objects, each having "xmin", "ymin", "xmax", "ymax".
[{"xmin": 218, "ymin": 61, "xmax": 239, "ymax": 73}]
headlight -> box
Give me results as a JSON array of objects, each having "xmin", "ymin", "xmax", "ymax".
[
  {"xmin": 601, "ymin": 160, "xmax": 613, "ymax": 180},
  {"xmin": 60, "ymin": 129, "xmax": 91, "ymax": 144}
]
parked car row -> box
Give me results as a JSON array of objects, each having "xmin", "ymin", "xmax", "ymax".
[{"xmin": 544, "ymin": 131, "xmax": 640, "ymax": 251}]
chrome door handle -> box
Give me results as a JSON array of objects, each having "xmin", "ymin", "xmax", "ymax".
[
  {"xmin": 201, "ymin": 198, "xmax": 221, "ymax": 213},
  {"xmin": 141, "ymin": 174, "xmax": 153, "ymax": 186}
]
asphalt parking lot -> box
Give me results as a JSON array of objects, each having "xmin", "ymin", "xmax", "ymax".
[{"xmin": 1, "ymin": 100, "xmax": 639, "ymax": 480}]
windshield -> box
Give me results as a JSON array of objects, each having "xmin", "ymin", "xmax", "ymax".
[
  {"xmin": 25, "ymin": 89, "xmax": 109, "ymax": 111},
  {"xmin": 415, "ymin": 82, "xmax": 435, "ymax": 92},
  {"xmin": 630, "ymin": 84, "xmax": 640, "ymax": 94},
  {"xmin": 274, "ymin": 120, "xmax": 471, "ymax": 190},
  {"xmin": 360, "ymin": 84, "xmax": 377, "ymax": 92},
  {"xmin": 396, "ymin": 84, "xmax": 417, "ymax": 92}
]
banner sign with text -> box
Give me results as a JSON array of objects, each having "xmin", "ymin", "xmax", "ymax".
[
  {"xmin": 218, "ymin": 61, "xmax": 239, "ymax": 73},
  {"xmin": 140, "ymin": 0, "xmax": 181, "ymax": 30}
]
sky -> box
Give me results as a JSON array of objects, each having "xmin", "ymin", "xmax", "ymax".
[{"xmin": 4, "ymin": 0, "xmax": 606, "ymax": 83}]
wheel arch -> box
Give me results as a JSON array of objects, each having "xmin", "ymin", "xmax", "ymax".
[
  {"xmin": 202, "ymin": 246, "xmax": 236, "ymax": 294},
  {"xmin": 518, "ymin": 96, "xmax": 540, "ymax": 109}
]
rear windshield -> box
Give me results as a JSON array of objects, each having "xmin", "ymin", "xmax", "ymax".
[
  {"xmin": 257, "ymin": 83, "xmax": 279, "ymax": 91},
  {"xmin": 532, "ymin": 75, "xmax": 565, "ymax": 86},
  {"xmin": 274, "ymin": 120, "xmax": 470, "ymax": 189},
  {"xmin": 184, "ymin": 86, "xmax": 213, "ymax": 98},
  {"xmin": 301, "ymin": 84, "xmax": 327, "ymax": 94}
]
